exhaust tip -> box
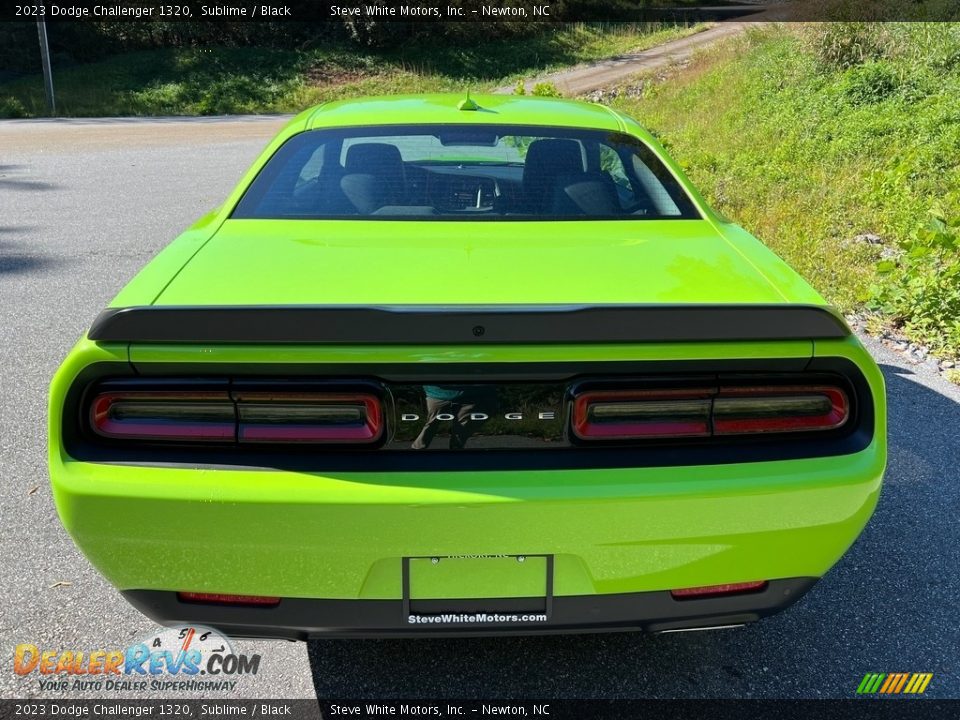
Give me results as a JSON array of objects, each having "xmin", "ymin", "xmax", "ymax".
[{"xmin": 656, "ymin": 623, "xmax": 746, "ymax": 635}]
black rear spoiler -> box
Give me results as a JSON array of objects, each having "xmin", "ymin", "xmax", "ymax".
[{"xmin": 88, "ymin": 304, "xmax": 850, "ymax": 345}]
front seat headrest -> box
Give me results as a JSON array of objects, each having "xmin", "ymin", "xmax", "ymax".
[
  {"xmin": 522, "ymin": 139, "xmax": 586, "ymax": 213},
  {"xmin": 344, "ymin": 142, "xmax": 405, "ymax": 204}
]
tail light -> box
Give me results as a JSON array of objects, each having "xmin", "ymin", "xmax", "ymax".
[
  {"xmin": 90, "ymin": 391, "xmax": 235, "ymax": 441},
  {"xmin": 88, "ymin": 386, "xmax": 383, "ymax": 445},
  {"xmin": 235, "ymin": 392, "xmax": 382, "ymax": 444},
  {"xmin": 572, "ymin": 383, "xmax": 849, "ymax": 441},
  {"xmin": 671, "ymin": 581, "xmax": 768, "ymax": 599},
  {"xmin": 713, "ymin": 386, "xmax": 848, "ymax": 434},
  {"xmin": 572, "ymin": 389, "xmax": 712, "ymax": 440},
  {"xmin": 177, "ymin": 592, "xmax": 280, "ymax": 607}
]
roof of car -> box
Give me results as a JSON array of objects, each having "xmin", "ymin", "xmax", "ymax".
[{"xmin": 302, "ymin": 93, "xmax": 630, "ymax": 132}]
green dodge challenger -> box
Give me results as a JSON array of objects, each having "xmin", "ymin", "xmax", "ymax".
[{"xmin": 49, "ymin": 94, "xmax": 885, "ymax": 637}]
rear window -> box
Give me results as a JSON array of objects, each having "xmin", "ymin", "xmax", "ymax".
[{"xmin": 231, "ymin": 124, "xmax": 700, "ymax": 221}]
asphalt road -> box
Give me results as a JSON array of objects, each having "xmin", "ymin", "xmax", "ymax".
[{"xmin": 1, "ymin": 118, "xmax": 958, "ymax": 701}]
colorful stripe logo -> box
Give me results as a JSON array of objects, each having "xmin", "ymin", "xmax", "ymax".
[{"xmin": 857, "ymin": 673, "xmax": 933, "ymax": 695}]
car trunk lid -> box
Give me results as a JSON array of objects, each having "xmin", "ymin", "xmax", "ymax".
[{"xmin": 150, "ymin": 219, "xmax": 808, "ymax": 307}]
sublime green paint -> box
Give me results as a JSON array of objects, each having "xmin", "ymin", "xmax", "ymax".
[
  {"xmin": 49, "ymin": 95, "xmax": 886, "ymax": 606},
  {"xmin": 152, "ymin": 219, "xmax": 824, "ymax": 307},
  {"xmin": 50, "ymin": 337, "xmax": 885, "ymax": 600}
]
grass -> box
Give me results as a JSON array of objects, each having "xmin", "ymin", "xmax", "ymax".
[
  {"xmin": 0, "ymin": 22, "xmax": 705, "ymax": 118},
  {"xmin": 610, "ymin": 23, "xmax": 960, "ymax": 361}
]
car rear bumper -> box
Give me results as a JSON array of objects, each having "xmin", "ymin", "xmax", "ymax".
[
  {"xmin": 51, "ymin": 440, "xmax": 882, "ymax": 631},
  {"xmin": 48, "ymin": 337, "xmax": 886, "ymax": 639},
  {"xmin": 123, "ymin": 578, "xmax": 818, "ymax": 639}
]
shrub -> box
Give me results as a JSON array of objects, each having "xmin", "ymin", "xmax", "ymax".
[
  {"xmin": 531, "ymin": 81, "xmax": 562, "ymax": 97},
  {"xmin": 0, "ymin": 96, "xmax": 27, "ymax": 119},
  {"xmin": 870, "ymin": 205, "xmax": 960, "ymax": 356},
  {"xmin": 838, "ymin": 60, "xmax": 899, "ymax": 103},
  {"xmin": 798, "ymin": 22, "xmax": 892, "ymax": 69}
]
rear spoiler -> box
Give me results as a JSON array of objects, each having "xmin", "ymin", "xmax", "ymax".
[{"xmin": 88, "ymin": 304, "xmax": 850, "ymax": 345}]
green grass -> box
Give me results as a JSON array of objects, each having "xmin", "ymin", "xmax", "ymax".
[
  {"xmin": 611, "ymin": 23, "xmax": 960, "ymax": 359},
  {"xmin": 0, "ymin": 22, "xmax": 704, "ymax": 118}
]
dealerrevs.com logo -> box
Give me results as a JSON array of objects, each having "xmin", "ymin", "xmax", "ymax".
[{"xmin": 13, "ymin": 626, "xmax": 261, "ymax": 693}]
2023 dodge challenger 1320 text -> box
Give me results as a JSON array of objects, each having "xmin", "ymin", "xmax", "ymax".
[{"xmin": 49, "ymin": 94, "xmax": 886, "ymax": 638}]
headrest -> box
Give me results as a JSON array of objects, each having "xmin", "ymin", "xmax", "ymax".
[
  {"xmin": 523, "ymin": 139, "xmax": 585, "ymax": 183},
  {"xmin": 344, "ymin": 143, "xmax": 404, "ymax": 174}
]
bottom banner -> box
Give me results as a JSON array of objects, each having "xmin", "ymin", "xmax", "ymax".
[{"xmin": 0, "ymin": 699, "xmax": 956, "ymax": 720}]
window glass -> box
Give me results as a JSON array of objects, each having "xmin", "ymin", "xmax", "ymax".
[
  {"xmin": 295, "ymin": 145, "xmax": 326, "ymax": 189},
  {"xmin": 232, "ymin": 124, "xmax": 700, "ymax": 220}
]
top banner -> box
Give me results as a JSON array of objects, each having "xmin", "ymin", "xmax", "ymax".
[{"xmin": 5, "ymin": 0, "xmax": 960, "ymax": 23}]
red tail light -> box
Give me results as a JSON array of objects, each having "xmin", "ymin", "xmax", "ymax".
[
  {"xmin": 90, "ymin": 391, "xmax": 235, "ymax": 441},
  {"xmin": 572, "ymin": 389, "xmax": 713, "ymax": 440},
  {"xmin": 88, "ymin": 387, "xmax": 383, "ymax": 445},
  {"xmin": 235, "ymin": 392, "xmax": 382, "ymax": 444},
  {"xmin": 671, "ymin": 581, "xmax": 768, "ymax": 599},
  {"xmin": 712, "ymin": 386, "xmax": 848, "ymax": 435},
  {"xmin": 177, "ymin": 592, "xmax": 280, "ymax": 607},
  {"xmin": 572, "ymin": 384, "xmax": 849, "ymax": 441}
]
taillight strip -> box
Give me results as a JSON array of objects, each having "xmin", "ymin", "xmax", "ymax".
[
  {"xmin": 572, "ymin": 389, "xmax": 714, "ymax": 440},
  {"xmin": 235, "ymin": 392, "xmax": 383, "ymax": 444},
  {"xmin": 88, "ymin": 389, "xmax": 384, "ymax": 445},
  {"xmin": 573, "ymin": 385, "xmax": 850, "ymax": 441},
  {"xmin": 90, "ymin": 391, "xmax": 235, "ymax": 442},
  {"xmin": 713, "ymin": 386, "xmax": 849, "ymax": 435}
]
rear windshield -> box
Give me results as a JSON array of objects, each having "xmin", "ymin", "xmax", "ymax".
[{"xmin": 231, "ymin": 124, "xmax": 700, "ymax": 221}]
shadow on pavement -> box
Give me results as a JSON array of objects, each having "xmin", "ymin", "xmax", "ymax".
[
  {"xmin": 0, "ymin": 239, "xmax": 57, "ymax": 276},
  {"xmin": 0, "ymin": 164, "xmax": 60, "ymax": 192}
]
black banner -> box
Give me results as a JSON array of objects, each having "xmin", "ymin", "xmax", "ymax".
[
  {"xmin": 1, "ymin": 699, "xmax": 958, "ymax": 720},
  {"xmin": 3, "ymin": 0, "xmax": 960, "ymax": 23}
]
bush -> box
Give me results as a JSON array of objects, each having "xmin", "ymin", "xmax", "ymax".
[
  {"xmin": 798, "ymin": 22, "xmax": 892, "ymax": 69},
  {"xmin": 838, "ymin": 60, "xmax": 899, "ymax": 103},
  {"xmin": 531, "ymin": 81, "xmax": 562, "ymax": 97},
  {"xmin": 870, "ymin": 205, "xmax": 960, "ymax": 356},
  {"xmin": 0, "ymin": 96, "xmax": 27, "ymax": 118}
]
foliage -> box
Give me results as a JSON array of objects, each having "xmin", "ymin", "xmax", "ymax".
[
  {"xmin": 531, "ymin": 81, "xmax": 563, "ymax": 97},
  {"xmin": 796, "ymin": 22, "xmax": 892, "ymax": 69},
  {"xmin": 1, "ymin": 22, "xmax": 703, "ymax": 117},
  {"xmin": 837, "ymin": 60, "xmax": 899, "ymax": 103},
  {"xmin": 869, "ymin": 206, "xmax": 960, "ymax": 357},
  {"xmin": 0, "ymin": 96, "xmax": 27, "ymax": 118},
  {"xmin": 612, "ymin": 23, "xmax": 960, "ymax": 356}
]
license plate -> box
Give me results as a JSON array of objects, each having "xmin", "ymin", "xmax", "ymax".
[{"xmin": 402, "ymin": 554, "xmax": 554, "ymax": 620}]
